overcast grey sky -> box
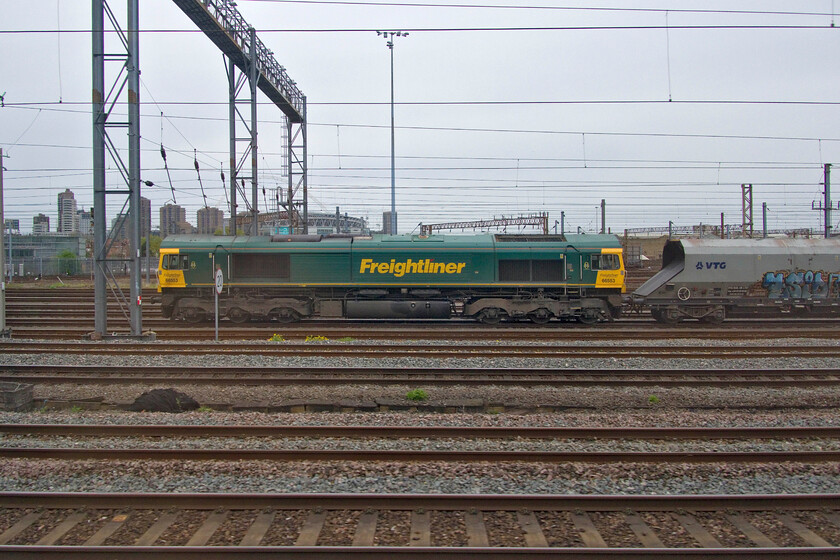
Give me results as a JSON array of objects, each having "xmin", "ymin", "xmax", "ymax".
[{"xmin": 2, "ymin": 0, "xmax": 840, "ymax": 235}]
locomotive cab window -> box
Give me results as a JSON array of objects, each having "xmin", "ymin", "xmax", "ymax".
[
  {"xmin": 591, "ymin": 253, "xmax": 620, "ymax": 271},
  {"xmin": 162, "ymin": 254, "xmax": 189, "ymax": 271}
]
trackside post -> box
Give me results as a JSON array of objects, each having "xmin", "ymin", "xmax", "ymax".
[{"xmin": 214, "ymin": 268, "xmax": 223, "ymax": 341}]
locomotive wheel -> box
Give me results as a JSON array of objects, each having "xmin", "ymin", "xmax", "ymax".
[
  {"xmin": 182, "ymin": 307, "xmax": 205, "ymax": 323},
  {"xmin": 527, "ymin": 309, "xmax": 552, "ymax": 324},
  {"xmin": 227, "ymin": 307, "xmax": 251, "ymax": 324},
  {"xmin": 270, "ymin": 307, "xmax": 300, "ymax": 323},
  {"xmin": 577, "ymin": 310, "xmax": 601, "ymax": 325},
  {"xmin": 477, "ymin": 308, "xmax": 502, "ymax": 325}
]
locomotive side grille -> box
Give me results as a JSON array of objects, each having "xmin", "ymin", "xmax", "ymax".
[
  {"xmin": 533, "ymin": 259, "xmax": 565, "ymax": 281},
  {"xmin": 499, "ymin": 260, "xmax": 530, "ymax": 282},
  {"xmin": 499, "ymin": 259, "xmax": 566, "ymax": 282},
  {"xmin": 232, "ymin": 253, "xmax": 290, "ymax": 280}
]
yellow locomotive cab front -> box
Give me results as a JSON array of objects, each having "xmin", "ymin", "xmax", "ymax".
[
  {"xmin": 594, "ymin": 248, "xmax": 626, "ymax": 293},
  {"xmin": 157, "ymin": 248, "xmax": 186, "ymax": 290}
]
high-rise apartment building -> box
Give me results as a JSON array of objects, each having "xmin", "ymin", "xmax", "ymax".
[
  {"xmin": 197, "ymin": 207, "xmax": 224, "ymax": 234},
  {"xmin": 106, "ymin": 198, "xmax": 150, "ymax": 240},
  {"xmin": 110, "ymin": 213, "xmax": 129, "ymax": 241},
  {"xmin": 57, "ymin": 189, "xmax": 78, "ymax": 234},
  {"xmin": 160, "ymin": 203, "xmax": 186, "ymax": 238},
  {"xmin": 33, "ymin": 214, "xmax": 50, "ymax": 234},
  {"xmin": 76, "ymin": 209, "xmax": 92, "ymax": 237}
]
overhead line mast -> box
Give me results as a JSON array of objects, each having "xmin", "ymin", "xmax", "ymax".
[{"xmin": 92, "ymin": 0, "xmax": 146, "ymax": 339}]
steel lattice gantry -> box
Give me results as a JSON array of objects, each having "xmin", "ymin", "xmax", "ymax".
[
  {"xmin": 92, "ymin": 0, "xmax": 146, "ymax": 338},
  {"xmin": 171, "ymin": 0, "xmax": 308, "ymax": 235},
  {"xmin": 420, "ymin": 213, "xmax": 550, "ymax": 236}
]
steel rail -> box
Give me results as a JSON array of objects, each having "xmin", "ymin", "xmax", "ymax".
[
  {"xmin": 7, "ymin": 318, "xmax": 840, "ymax": 332},
  {"xmin": 3, "ymin": 423, "xmax": 840, "ymax": 439},
  {"xmin": 7, "ymin": 326, "xmax": 840, "ymax": 343},
  {"xmin": 0, "ymin": 491, "xmax": 836, "ymax": 511},
  {"xmin": 2, "ymin": 341, "xmax": 839, "ymax": 358},
  {"xmin": 2, "ymin": 364, "xmax": 840, "ymax": 387},
  {"xmin": 3, "ymin": 448, "xmax": 839, "ymax": 463},
  {"xmin": 0, "ymin": 546, "xmax": 836, "ymax": 558},
  {"xmin": 6, "ymin": 321, "xmax": 840, "ymax": 340}
]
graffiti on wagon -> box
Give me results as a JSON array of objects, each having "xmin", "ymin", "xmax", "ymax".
[{"xmin": 762, "ymin": 270, "xmax": 840, "ymax": 299}]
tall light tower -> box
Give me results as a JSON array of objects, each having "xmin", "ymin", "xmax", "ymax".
[{"xmin": 377, "ymin": 30, "xmax": 408, "ymax": 235}]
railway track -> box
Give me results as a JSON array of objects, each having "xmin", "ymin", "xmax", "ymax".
[
  {"xmin": 5, "ymin": 423, "xmax": 840, "ymax": 439},
  {"xmin": 8, "ymin": 323, "xmax": 840, "ymax": 342},
  {"xmin": 7, "ymin": 289, "xmax": 840, "ymax": 341},
  {"xmin": 2, "ymin": 341, "xmax": 839, "ymax": 359},
  {"xmin": 7, "ymin": 447, "xmax": 838, "ymax": 463},
  {"xmin": 0, "ymin": 492, "xmax": 837, "ymax": 556},
  {"xmin": 2, "ymin": 423, "xmax": 839, "ymax": 463},
  {"xmin": 3, "ymin": 364, "xmax": 840, "ymax": 387}
]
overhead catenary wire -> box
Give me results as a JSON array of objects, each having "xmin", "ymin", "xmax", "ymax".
[
  {"xmin": 1, "ymin": 24, "xmax": 836, "ymax": 34},
  {"xmin": 9, "ymin": 98, "xmax": 840, "ymax": 107},
  {"xmin": 234, "ymin": 0, "xmax": 837, "ymax": 19},
  {"xmin": 6, "ymin": 103, "xmax": 840, "ymax": 145}
]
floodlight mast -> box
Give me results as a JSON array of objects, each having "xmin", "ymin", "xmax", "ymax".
[{"xmin": 377, "ymin": 30, "xmax": 408, "ymax": 235}]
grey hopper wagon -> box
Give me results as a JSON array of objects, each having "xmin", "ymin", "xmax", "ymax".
[{"xmin": 630, "ymin": 238, "xmax": 840, "ymax": 324}]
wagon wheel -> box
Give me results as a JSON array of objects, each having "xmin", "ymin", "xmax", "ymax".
[
  {"xmin": 527, "ymin": 309, "xmax": 552, "ymax": 324},
  {"xmin": 654, "ymin": 308, "xmax": 682, "ymax": 325},
  {"xmin": 477, "ymin": 308, "xmax": 502, "ymax": 325},
  {"xmin": 270, "ymin": 307, "xmax": 301, "ymax": 323},
  {"xmin": 700, "ymin": 308, "xmax": 726, "ymax": 324},
  {"xmin": 227, "ymin": 307, "xmax": 251, "ymax": 324}
]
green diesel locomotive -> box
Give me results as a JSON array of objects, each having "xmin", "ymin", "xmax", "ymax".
[{"xmin": 157, "ymin": 233, "xmax": 626, "ymax": 324}]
